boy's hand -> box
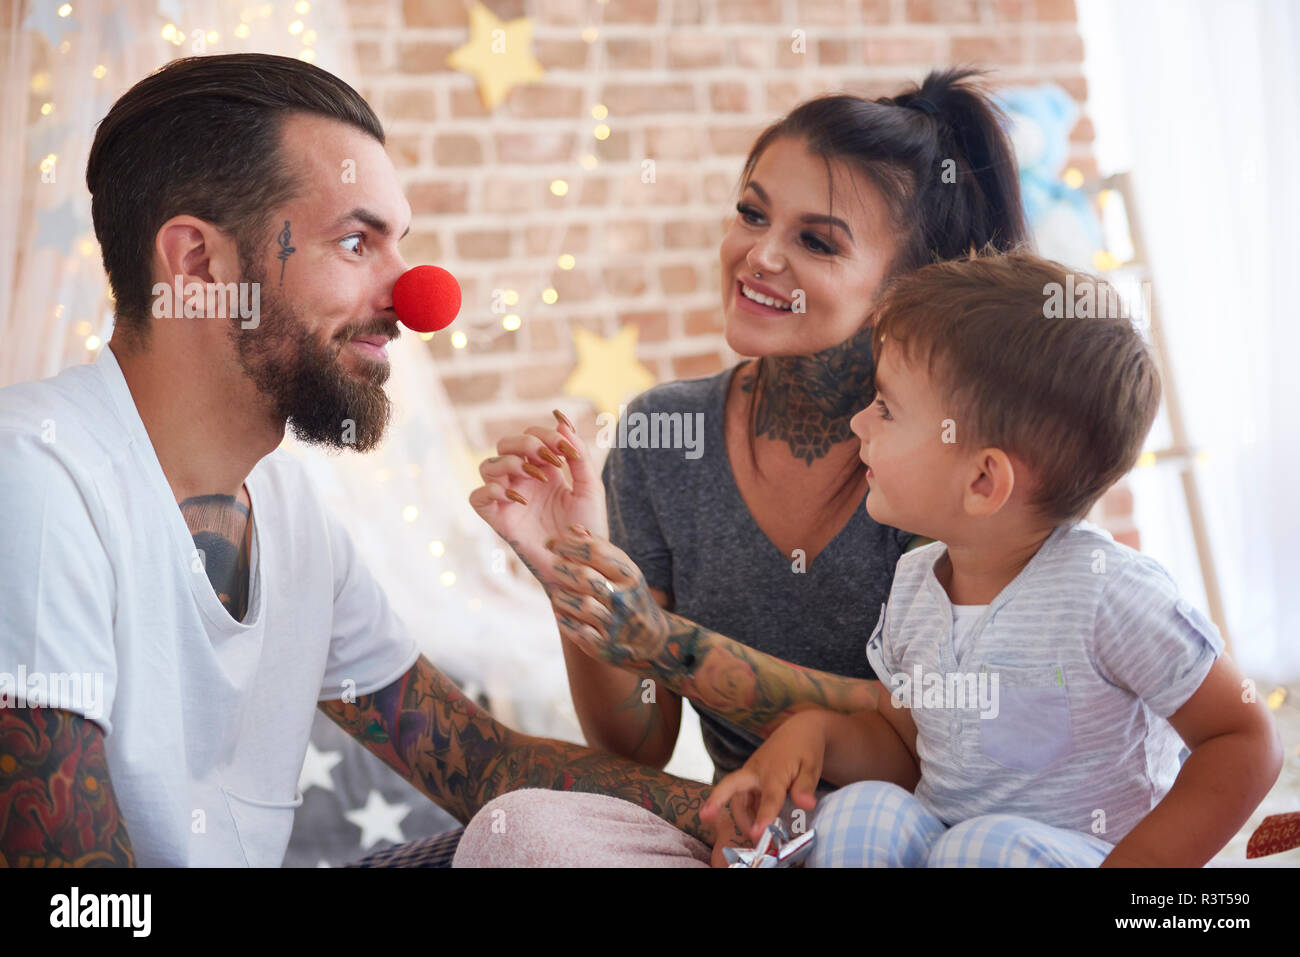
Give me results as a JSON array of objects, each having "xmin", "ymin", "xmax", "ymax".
[
  {"xmin": 701, "ymin": 711, "xmax": 828, "ymax": 843},
  {"xmin": 468, "ymin": 410, "xmax": 606, "ymax": 594},
  {"xmin": 706, "ymin": 799, "xmax": 752, "ymax": 868}
]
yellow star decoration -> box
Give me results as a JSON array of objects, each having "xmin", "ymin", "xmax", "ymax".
[
  {"xmin": 564, "ymin": 325, "xmax": 656, "ymax": 417},
  {"xmin": 446, "ymin": 3, "xmax": 545, "ymax": 112}
]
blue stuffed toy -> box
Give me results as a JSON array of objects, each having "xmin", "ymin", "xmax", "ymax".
[{"xmin": 996, "ymin": 83, "xmax": 1105, "ymax": 271}]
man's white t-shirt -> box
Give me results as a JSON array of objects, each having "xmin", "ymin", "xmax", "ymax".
[{"xmin": 0, "ymin": 345, "xmax": 420, "ymax": 866}]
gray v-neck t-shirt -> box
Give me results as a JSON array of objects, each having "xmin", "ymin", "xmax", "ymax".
[{"xmin": 601, "ymin": 364, "xmax": 914, "ymax": 778}]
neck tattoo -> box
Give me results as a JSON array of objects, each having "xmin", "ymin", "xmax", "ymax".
[{"xmin": 741, "ymin": 325, "xmax": 876, "ymax": 466}]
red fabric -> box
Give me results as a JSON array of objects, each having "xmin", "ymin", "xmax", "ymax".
[{"xmin": 1246, "ymin": 812, "xmax": 1300, "ymax": 858}]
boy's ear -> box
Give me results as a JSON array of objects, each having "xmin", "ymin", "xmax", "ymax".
[{"xmin": 963, "ymin": 447, "xmax": 1016, "ymax": 517}]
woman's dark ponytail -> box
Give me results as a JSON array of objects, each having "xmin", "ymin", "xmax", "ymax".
[
  {"xmin": 881, "ymin": 68, "xmax": 1030, "ymax": 269},
  {"xmin": 739, "ymin": 67, "xmax": 1030, "ymax": 277}
]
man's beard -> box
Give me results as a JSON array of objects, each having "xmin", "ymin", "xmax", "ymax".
[{"xmin": 228, "ymin": 258, "xmax": 393, "ymax": 453}]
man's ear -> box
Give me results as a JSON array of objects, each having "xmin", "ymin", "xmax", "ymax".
[
  {"xmin": 153, "ymin": 215, "xmax": 241, "ymax": 288},
  {"xmin": 962, "ymin": 447, "xmax": 1016, "ymax": 517}
]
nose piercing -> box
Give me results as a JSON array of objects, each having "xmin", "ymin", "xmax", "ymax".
[{"xmin": 754, "ymin": 271, "xmax": 762, "ymax": 279}]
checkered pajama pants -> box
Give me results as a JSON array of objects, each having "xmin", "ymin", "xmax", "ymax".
[{"xmin": 807, "ymin": 780, "xmax": 1115, "ymax": 867}]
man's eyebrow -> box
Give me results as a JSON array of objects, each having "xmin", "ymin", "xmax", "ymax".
[
  {"xmin": 329, "ymin": 207, "xmax": 411, "ymax": 240},
  {"xmin": 743, "ymin": 181, "xmax": 854, "ymax": 244}
]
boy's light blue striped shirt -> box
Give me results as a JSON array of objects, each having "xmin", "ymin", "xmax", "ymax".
[{"xmin": 866, "ymin": 520, "xmax": 1223, "ymax": 845}]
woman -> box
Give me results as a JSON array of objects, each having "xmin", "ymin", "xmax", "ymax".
[{"xmin": 461, "ymin": 68, "xmax": 1029, "ymax": 865}]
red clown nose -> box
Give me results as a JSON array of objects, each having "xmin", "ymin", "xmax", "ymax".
[{"xmin": 393, "ymin": 265, "xmax": 462, "ymax": 333}]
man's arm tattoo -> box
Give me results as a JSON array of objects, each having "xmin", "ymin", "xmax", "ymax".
[
  {"xmin": 0, "ymin": 707, "xmax": 135, "ymax": 867},
  {"xmin": 317, "ymin": 655, "xmax": 717, "ymax": 844}
]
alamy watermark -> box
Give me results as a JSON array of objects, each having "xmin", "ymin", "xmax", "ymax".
[
  {"xmin": 595, "ymin": 405, "xmax": 705, "ymax": 460},
  {"xmin": 152, "ymin": 275, "xmax": 260, "ymax": 329},
  {"xmin": 887, "ymin": 665, "xmax": 1000, "ymax": 718},
  {"xmin": 0, "ymin": 666, "xmax": 104, "ymax": 719},
  {"xmin": 1043, "ymin": 274, "xmax": 1152, "ymax": 328}
]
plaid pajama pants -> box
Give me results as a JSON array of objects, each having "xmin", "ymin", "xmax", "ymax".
[{"xmin": 807, "ymin": 781, "xmax": 1115, "ymax": 867}]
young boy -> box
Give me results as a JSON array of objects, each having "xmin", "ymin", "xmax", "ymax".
[{"xmin": 701, "ymin": 251, "xmax": 1282, "ymax": 867}]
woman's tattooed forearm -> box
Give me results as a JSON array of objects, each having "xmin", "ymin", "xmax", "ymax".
[
  {"xmin": 317, "ymin": 657, "xmax": 717, "ymax": 843},
  {"xmin": 653, "ymin": 614, "xmax": 879, "ymax": 737},
  {"xmin": 0, "ymin": 707, "xmax": 135, "ymax": 867}
]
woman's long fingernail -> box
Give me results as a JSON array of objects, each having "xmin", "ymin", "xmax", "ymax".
[
  {"xmin": 506, "ymin": 489, "xmax": 528, "ymax": 505},
  {"xmin": 538, "ymin": 447, "xmax": 565, "ymax": 468},
  {"xmin": 522, "ymin": 462, "xmax": 549, "ymax": 483},
  {"xmin": 553, "ymin": 409, "xmax": 576, "ymax": 432},
  {"xmin": 557, "ymin": 439, "xmax": 582, "ymax": 462},
  {"xmin": 569, "ymin": 523, "xmax": 590, "ymax": 536}
]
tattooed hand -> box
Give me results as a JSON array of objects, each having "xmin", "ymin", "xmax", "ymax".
[
  {"xmin": 544, "ymin": 529, "xmax": 679, "ymax": 675},
  {"xmin": 468, "ymin": 410, "xmax": 606, "ymax": 595}
]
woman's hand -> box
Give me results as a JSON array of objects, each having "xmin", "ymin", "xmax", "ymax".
[
  {"xmin": 543, "ymin": 529, "xmax": 674, "ymax": 674},
  {"xmin": 468, "ymin": 410, "xmax": 607, "ymax": 594},
  {"xmin": 701, "ymin": 711, "xmax": 828, "ymax": 843}
]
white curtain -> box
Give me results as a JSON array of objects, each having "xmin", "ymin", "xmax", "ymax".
[
  {"xmin": 1, "ymin": 0, "xmax": 574, "ymax": 739},
  {"xmin": 1078, "ymin": 0, "xmax": 1300, "ymax": 682}
]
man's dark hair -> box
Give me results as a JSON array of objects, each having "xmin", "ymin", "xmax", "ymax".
[{"xmin": 86, "ymin": 53, "xmax": 385, "ymax": 347}]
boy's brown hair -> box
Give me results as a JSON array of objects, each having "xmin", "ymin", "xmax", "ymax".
[{"xmin": 870, "ymin": 250, "xmax": 1161, "ymax": 524}]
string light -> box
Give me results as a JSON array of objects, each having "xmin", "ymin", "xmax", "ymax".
[
  {"xmin": 451, "ymin": 331, "xmax": 468, "ymax": 349},
  {"xmin": 429, "ymin": 540, "xmax": 445, "ymax": 557},
  {"xmin": 1063, "ymin": 167, "xmax": 1084, "ymax": 189},
  {"xmin": 418, "ymin": 331, "xmax": 435, "ymax": 341},
  {"xmin": 298, "ymin": 49, "xmax": 316, "ymax": 62},
  {"xmin": 549, "ymin": 179, "xmax": 569, "ymax": 196},
  {"xmin": 581, "ymin": 27, "xmax": 598, "ymax": 43},
  {"xmin": 580, "ymin": 154, "xmax": 598, "ymax": 170},
  {"xmin": 501, "ymin": 289, "xmax": 519, "ymax": 306},
  {"xmin": 295, "ymin": 0, "xmax": 311, "ymax": 12},
  {"xmin": 402, "ymin": 505, "xmax": 419, "ymax": 522},
  {"xmin": 557, "ymin": 254, "xmax": 576, "ymax": 270},
  {"xmin": 161, "ymin": 23, "xmax": 177, "ymax": 40},
  {"xmin": 92, "ymin": 64, "xmax": 107, "ymax": 79},
  {"xmin": 289, "ymin": 19, "xmax": 304, "ymax": 35},
  {"xmin": 593, "ymin": 124, "xmax": 610, "ymax": 140},
  {"xmin": 541, "ymin": 288, "xmax": 558, "ymax": 304},
  {"xmin": 440, "ymin": 571, "xmax": 456, "ymax": 586},
  {"xmin": 84, "ymin": 335, "xmax": 100, "ymax": 350},
  {"xmin": 591, "ymin": 104, "xmax": 608, "ymax": 120},
  {"xmin": 57, "ymin": 3, "xmax": 72, "ymax": 17},
  {"xmin": 503, "ymin": 314, "xmax": 521, "ymax": 331},
  {"xmin": 235, "ymin": 23, "xmax": 251, "ymax": 38}
]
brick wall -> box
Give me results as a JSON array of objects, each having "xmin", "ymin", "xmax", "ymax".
[{"xmin": 346, "ymin": 0, "xmax": 1136, "ymax": 543}]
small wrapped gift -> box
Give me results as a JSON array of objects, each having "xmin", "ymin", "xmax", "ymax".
[{"xmin": 723, "ymin": 819, "xmax": 816, "ymax": 868}]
